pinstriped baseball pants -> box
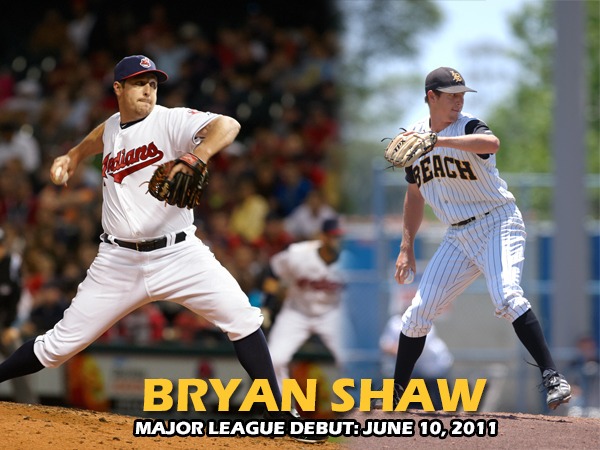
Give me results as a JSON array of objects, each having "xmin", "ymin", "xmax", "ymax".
[{"xmin": 401, "ymin": 202, "xmax": 532, "ymax": 338}]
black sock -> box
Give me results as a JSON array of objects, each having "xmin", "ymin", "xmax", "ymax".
[
  {"xmin": 393, "ymin": 332, "xmax": 427, "ymax": 389},
  {"xmin": 0, "ymin": 339, "xmax": 45, "ymax": 383},
  {"xmin": 232, "ymin": 328, "xmax": 282, "ymax": 406},
  {"xmin": 512, "ymin": 309, "xmax": 556, "ymax": 374}
]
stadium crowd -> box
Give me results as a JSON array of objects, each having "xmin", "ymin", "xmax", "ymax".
[{"xmin": 0, "ymin": 1, "xmax": 341, "ymax": 349}]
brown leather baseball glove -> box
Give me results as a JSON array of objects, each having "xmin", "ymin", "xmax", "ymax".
[{"xmin": 147, "ymin": 153, "xmax": 208, "ymax": 209}]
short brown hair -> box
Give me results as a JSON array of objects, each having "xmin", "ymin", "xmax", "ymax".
[{"xmin": 424, "ymin": 90, "xmax": 441, "ymax": 105}]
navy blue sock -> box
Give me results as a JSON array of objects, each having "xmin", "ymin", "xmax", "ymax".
[
  {"xmin": 512, "ymin": 309, "xmax": 556, "ymax": 374},
  {"xmin": 232, "ymin": 329, "xmax": 282, "ymax": 406},
  {"xmin": 393, "ymin": 332, "xmax": 427, "ymax": 389},
  {"xmin": 0, "ymin": 339, "xmax": 45, "ymax": 383}
]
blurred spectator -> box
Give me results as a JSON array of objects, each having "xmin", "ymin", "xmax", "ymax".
[
  {"xmin": 291, "ymin": 30, "xmax": 337, "ymax": 95},
  {"xmin": 57, "ymin": 259, "xmax": 86, "ymax": 301},
  {"xmin": 21, "ymin": 248, "xmax": 56, "ymax": 301},
  {"xmin": 172, "ymin": 308, "xmax": 226, "ymax": 347},
  {"xmin": 1, "ymin": 80, "xmax": 44, "ymax": 126},
  {"xmin": 279, "ymin": 131, "xmax": 306, "ymax": 161},
  {"xmin": 229, "ymin": 175, "xmax": 269, "ymax": 242},
  {"xmin": 0, "ymin": 226, "xmax": 38, "ymax": 403},
  {"xmin": 253, "ymin": 211, "xmax": 295, "ymax": 263},
  {"xmin": 0, "ymin": 161, "xmax": 39, "ymax": 228},
  {"xmin": 35, "ymin": 91, "xmax": 78, "ymax": 156},
  {"xmin": 118, "ymin": 304, "xmax": 167, "ymax": 345},
  {"xmin": 0, "ymin": 115, "xmax": 41, "ymax": 175},
  {"xmin": 274, "ymin": 157, "xmax": 313, "ymax": 217},
  {"xmin": 28, "ymin": 9, "xmax": 70, "ymax": 60},
  {"xmin": 197, "ymin": 170, "xmax": 233, "ymax": 215},
  {"xmin": 63, "ymin": 79, "xmax": 107, "ymax": 135},
  {"xmin": 0, "ymin": 68, "xmax": 15, "ymax": 105},
  {"xmin": 37, "ymin": 161, "xmax": 100, "ymax": 249},
  {"xmin": 138, "ymin": 3, "xmax": 173, "ymax": 44},
  {"xmin": 284, "ymin": 189, "xmax": 337, "ymax": 241},
  {"xmin": 145, "ymin": 29, "xmax": 190, "ymax": 87},
  {"xmin": 21, "ymin": 279, "xmax": 69, "ymax": 338},
  {"xmin": 226, "ymin": 243, "xmax": 264, "ymax": 304},
  {"xmin": 248, "ymin": 127, "xmax": 281, "ymax": 161},
  {"xmin": 182, "ymin": 32, "xmax": 220, "ymax": 106},
  {"xmin": 301, "ymin": 104, "xmax": 338, "ymax": 163},
  {"xmin": 66, "ymin": 0, "xmax": 97, "ymax": 56},
  {"xmin": 204, "ymin": 80, "xmax": 236, "ymax": 116},
  {"xmin": 253, "ymin": 158, "xmax": 279, "ymax": 210},
  {"xmin": 199, "ymin": 209, "xmax": 242, "ymax": 265}
]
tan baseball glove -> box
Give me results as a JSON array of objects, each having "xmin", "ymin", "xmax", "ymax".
[
  {"xmin": 147, "ymin": 153, "xmax": 208, "ymax": 209},
  {"xmin": 383, "ymin": 130, "xmax": 438, "ymax": 168}
]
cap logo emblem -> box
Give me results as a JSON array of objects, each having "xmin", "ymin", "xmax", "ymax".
[
  {"xmin": 450, "ymin": 70, "xmax": 463, "ymax": 83},
  {"xmin": 140, "ymin": 57, "xmax": 151, "ymax": 68}
]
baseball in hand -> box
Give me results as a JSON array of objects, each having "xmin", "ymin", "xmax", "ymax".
[
  {"xmin": 52, "ymin": 166, "xmax": 69, "ymax": 185},
  {"xmin": 403, "ymin": 268, "xmax": 415, "ymax": 284}
]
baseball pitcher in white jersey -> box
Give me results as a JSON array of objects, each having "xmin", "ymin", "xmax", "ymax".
[
  {"xmin": 389, "ymin": 67, "xmax": 571, "ymax": 411},
  {"xmin": 0, "ymin": 55, "xmax": 327, "ymax": 443},
  {"xmin": 264, "ymin": 218, "xmax": 346, "ymax": 389}
]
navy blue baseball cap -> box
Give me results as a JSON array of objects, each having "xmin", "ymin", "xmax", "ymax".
[
  {"xmin": 322, "ymin": 218, "xmax": 344, "ymax": 236},
  {"xmin": 425, "ymin": 67, "xmax": 476, "ymax": 94},
  {"xmin": 113, "ymin": 55, "xmax": 168, "ymax": 83}
]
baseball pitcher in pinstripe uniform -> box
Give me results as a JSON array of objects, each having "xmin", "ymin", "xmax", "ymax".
[{"xmin": 390, "ymin": 67, "xmax": 571, "ymax": 411}]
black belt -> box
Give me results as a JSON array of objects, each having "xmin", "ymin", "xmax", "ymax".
[
  {"xmin": 452, "ymin": 212, "xmax": 490, "ymax": 227},
  {"xmin": 102, "ymin": 232, "xmax": 186, "ymax": 252}
]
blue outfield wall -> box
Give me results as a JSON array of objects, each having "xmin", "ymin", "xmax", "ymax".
[{"xmin": 539, "ymin": 233, "xmax": 600, "ymax": 346}]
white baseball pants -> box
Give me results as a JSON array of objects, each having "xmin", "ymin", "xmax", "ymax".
[
  {"xmin": 267, "ymin": 306, "xmax": 342, "ymax": 389},
  {"xmin": 34, "ymin": 234, "xmax": 263, "ymax": 368},
  {"xmin": 401, "ymin": 202, "xmax": 532, "ymax": 338}
]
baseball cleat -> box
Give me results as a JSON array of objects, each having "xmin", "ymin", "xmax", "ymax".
[
  {"xmin": 542, "ymin": 369, "xmax": 572, "ymax": 410},
  {"xmin": 263, "ymin": 409, "xmax": 328, "ymax": 444}
]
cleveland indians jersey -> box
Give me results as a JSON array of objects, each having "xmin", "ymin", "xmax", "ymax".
[
  {"xmin": 101, "ymin": 105, "xmax": 217, "ymax": 239},
  {"xmin": 270, "ymin": 241, "xmax": 345, "ymax": 317},
  {"xmin": 404, "ymin": 112, "xmax": 515, "ymax": 226}
]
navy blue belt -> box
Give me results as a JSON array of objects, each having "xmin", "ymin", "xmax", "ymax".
[
  {"xmin": 452, "ymin": 212, "xmax": 490, "ymax": 227},
  {"xmin": 102, "ymin": 232, "xmax": 186, "ymax": 252}
]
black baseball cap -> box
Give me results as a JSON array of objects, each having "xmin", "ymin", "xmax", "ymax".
[
  {"xmin": 322, "ymin": 218, "xmax": 344, "ymax": 236},
  {"xmin": 425, "ymin": 67, "xmax": 476, "ymax": 94},
  {"xmin": 113, "ymin": 55, "xmax": 168, "ymax": 83}
]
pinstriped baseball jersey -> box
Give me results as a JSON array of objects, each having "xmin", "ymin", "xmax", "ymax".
[{"xmin": 405, "ymin": 112, "xmax": 515, "ymax": 226}]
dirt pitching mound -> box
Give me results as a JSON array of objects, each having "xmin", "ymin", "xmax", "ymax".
[
  {"xmin": 346, "ymin": 409, "xmax": 599, "ymax": 449},
  {"xmin": 1, "ymin": 401, "xmax": 598, "ymax": 449}
]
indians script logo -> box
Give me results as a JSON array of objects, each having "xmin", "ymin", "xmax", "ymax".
[
  {"xmin": 297, "ymin": 277, "xmax": 344, "ymax": 293},
  {"xmin": 102, "ymin": 142, "xmax": 164, "ymax": 183},
  {"xmin": 140, "ymin": 57, "xmax": 152, "ymax": 68},
  {"xmin": 450, "ymin": 70, "xmax": 463, "ymax": 83}
]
